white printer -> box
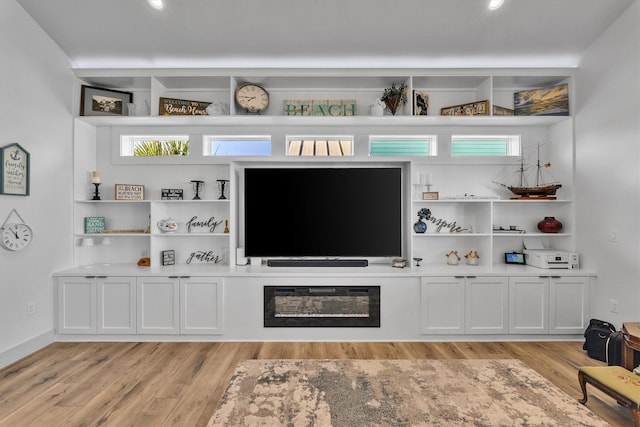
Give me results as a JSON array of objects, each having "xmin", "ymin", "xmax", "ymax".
[{"xmin": 522, "ymin": 238, "xmax": 580, "ymax": 269}]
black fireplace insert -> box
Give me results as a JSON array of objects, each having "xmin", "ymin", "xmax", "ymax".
[{"xmin": 264, "ymin": 286, "xmax": 380, "ymax": 327}]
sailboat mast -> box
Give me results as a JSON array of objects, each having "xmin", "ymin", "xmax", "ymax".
[
  {"xmin": 536, "ymin": 144, "xmax": 542, "ymax": 187},
  {"xmin": 518, "ymin": 151, "xmax": 525, "ymax": 187}
]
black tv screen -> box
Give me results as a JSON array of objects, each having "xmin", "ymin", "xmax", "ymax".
[{"xmin": 244, "ymin": 167, "xmax": 402, "ymax": 258}]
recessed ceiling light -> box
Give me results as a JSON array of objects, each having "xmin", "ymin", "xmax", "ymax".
[
  {"xmin": 147, "ymin": 0, "xmax": 166, "ymax": 11},
  {"xmin": 488, "ymin": 0, "xmax": 505, "ymax": 10}
]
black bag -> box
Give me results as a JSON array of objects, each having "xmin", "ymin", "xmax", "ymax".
[
  {"xmin": 583, "ymin": 318, "xmax": 616, "ymax": 362},
  {"xmin": 605, "ymin": 330, "xmax": 640, "ymax": 367}
]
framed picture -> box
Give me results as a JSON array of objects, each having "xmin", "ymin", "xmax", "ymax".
[
  {"xmin": 115, "ymin": 184, "xmax": 144, "ymax": 200},
  {"xmin": 0, "ymin": 143, "xmax": 30, "ymax": 196},
  {"xmin": 440, "ymin": 100, "xmax": 489, "ymax": 116},
  {"xmin": 422, "ymin": 192, "xmax": 439, "ymax": 200},
  {"xmin": 161, "ymin": 250, "xmax": 176, "ymax": 266},
  {"xmin": 80, "ymin": 85, "xmax": 133, "ymax": 116},
  {"xmin": 514, "ymin": 83, "xmax": 569, "ymax": 116},
  {"xmin": 413, "ymin": 91, "xmax": 429, "ymax": 116}
]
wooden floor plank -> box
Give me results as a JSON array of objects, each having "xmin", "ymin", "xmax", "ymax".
[{"xmin": 0, "ymin": 341, "xmax": 633, "ymax": 427}]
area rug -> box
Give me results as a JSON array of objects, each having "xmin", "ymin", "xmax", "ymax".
[{"xmin": 208, "ymin": 359, "xmax": 608, "ymax": 426}]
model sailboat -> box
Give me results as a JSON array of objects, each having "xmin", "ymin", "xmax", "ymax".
[{"xmin": 495, "ymin": 144, "xmax": 562, "ymax": 199}]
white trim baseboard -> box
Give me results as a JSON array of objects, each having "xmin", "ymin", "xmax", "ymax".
[{"xmin": 0, "ymin": 330, "xmax": 55, "ymax": 369}]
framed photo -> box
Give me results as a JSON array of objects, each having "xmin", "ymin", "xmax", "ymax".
[
  {"xmin": 413, "ymin": 91, "xmax": 429, "ymax": 116},
  {"xmin": 115, "ymin": 184, "xmax": 144, "ymax": 200},
  {"xmin": 514, "ymin": 83, "xmax": 569, "ymax": 116},
  {"xmin": 0, "ymin": 143, "xmax": 30, "ymax": 196},
  {"xmin": 440, "ymin": 100, "xmax": 489, "ymax": 116},
  {"xmin": 422, "ymin": 192, "xmax": 439, "ymax": 200},
  {"xmin": 161, "ymin": 250, "xmax": 176, "ymax": 266},
  {"xmin": 80, "ymin": 85, "xmax": 133, "ymax": 116}
]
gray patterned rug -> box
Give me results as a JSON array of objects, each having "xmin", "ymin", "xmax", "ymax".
[{"xmin": 208, "ymin": 359, "xmax": 608, "ymax": 426}]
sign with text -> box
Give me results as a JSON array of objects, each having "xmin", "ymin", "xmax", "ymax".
[
  {"xmin": 284, "ymin": 99, "xmax": 356, "ymax": 116},
  {"xmin": 159, "ymin": 97, "xmax": 210, "ymax": 116}
]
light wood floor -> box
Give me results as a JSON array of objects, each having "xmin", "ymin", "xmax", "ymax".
[{"xmin": 0, "ymin": 341, "xmax": 632, "ymax": 426}]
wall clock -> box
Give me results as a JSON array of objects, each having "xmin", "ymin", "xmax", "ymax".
[
  {"xmin": 0, "ymin": 209, "xmax": 33, "ymax": 251},
  {"xmin": 235, "ymin": 83, "xmax": 269, "ymax": 114},
  {"xmin": 0, "ymin": 143, "xmax": 30, "ymax": 196}
]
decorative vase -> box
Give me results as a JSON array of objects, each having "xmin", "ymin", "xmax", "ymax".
[
  {"xmin": 384, "ymin": 96, "xmax": 402, "ymax": 116},
  {"xmin": 413, "ymin": 219, "xmax": 427, "ymax": 233},
  {"xmin": 537, "ymin": 216, "xmax": 563, "ymax": 233}
]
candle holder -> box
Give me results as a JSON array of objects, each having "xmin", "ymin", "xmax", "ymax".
[
  {"xmin": 217, "ymin": 179, "xmax": 229, "ymax": 200},
  {"xmin": 92, "ymin": 183, "xmax": 101, "ymax": 200},
  {"xmin": 191, "ymin": 180, "xmax": 204, "ymax": 200}
]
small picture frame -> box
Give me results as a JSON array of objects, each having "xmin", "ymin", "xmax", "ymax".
[
  {"xmin": 115, "ymin": 184, "xmax": 145, "ymax": 200},
  {"xmin": 80, "ymin": 85, "xmax": 133, "ymax": 116},
  {"xmin": 422, "ymin": 192, "xmax": 439, "ymax": 200},
  {"xmin": 161, "ymin": 250, "xmax": 176, "ymax": 266},
  {"xmin": 0, "ymin": 143, "xmax": 30, "ymax": 196},
  {"xmin": 413, "ymin": 91, "xmax": 429, "ymax": 116}
]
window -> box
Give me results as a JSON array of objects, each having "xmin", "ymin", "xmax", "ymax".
[
  {"xmin": 369, "ymin": 135, "xmax": 437, "ymax": 157},
  {"xmin": 286, "ymin": 136, "xmax": 353, "ymax": 157},
  {"xmin": 120, "ymin": 135, "xmax": 189, "ymax": 157},
  {"xmin": 451, "ymin": 135, "xmax": 520, "ymax": 156},
  {"xmin": 203, "ymin": 135, "xmax": 271, "ymax": 156}
]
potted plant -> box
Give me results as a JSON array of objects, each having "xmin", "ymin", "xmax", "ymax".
[{"xmin": 381, "ymin": 82, "xmax": 408, "ymax": 115}]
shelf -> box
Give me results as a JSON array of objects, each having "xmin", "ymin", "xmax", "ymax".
[
  {"xmin": 153, "ymin": 233, "xmax": 230, "ymax": 237},
  {"xmin": 493, "ymin": 233, "xmax": 571, "ymax": 238},
  {"xmin": 76, "ymin": 233, "xmax": 150, "ymax": 238},
  {"xmin": 413, "ymin": 233, "xmax": 491, "ymax": 237},
  {"xmin": 75, "ymin": 115, "xmax": 569, "ymax": 128}
]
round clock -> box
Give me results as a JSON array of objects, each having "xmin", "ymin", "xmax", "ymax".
[
  {"xmin": 235, "ymin": 83, "xmax": 269, "ymax": 114},
  {"xmin": 1, "ymin": 222, "xmax": 32, "ymax": 251},
  {"xmin": 0, "ymin": 209, "xmax": 32, "ymax": 251}
]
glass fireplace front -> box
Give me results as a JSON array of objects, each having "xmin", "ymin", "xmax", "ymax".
[{"xmin": 264, "ymin": 286, "xmax": 380, "ymax": 327}]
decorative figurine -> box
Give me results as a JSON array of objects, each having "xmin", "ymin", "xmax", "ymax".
[
  {"xmin": 465, "ymin": 250, "xmax": 480, "ymax": 266},
  {"xmin": 446, "ymin": 250, "xmax": 460, "ymax": 265}
]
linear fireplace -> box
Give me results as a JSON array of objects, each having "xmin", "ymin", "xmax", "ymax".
[{"xmin": 264, "ymin": 286, "xmax": 380, "ymax": 327}]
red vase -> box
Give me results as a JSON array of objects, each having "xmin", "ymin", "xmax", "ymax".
[{"xmin": 537, "ymin": 216, "xmax": 563, "ymax": 233}]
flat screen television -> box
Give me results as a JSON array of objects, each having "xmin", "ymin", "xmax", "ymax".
[{"xmin": 244, "ymin": 167, "xmax": 402, "ymax": 260}]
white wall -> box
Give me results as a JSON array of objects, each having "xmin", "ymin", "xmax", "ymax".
[
  {"xmin": 576, "ymin": 0, "xmax": 640, "ymax": 326},
  {"xmin": 0, "ymin": 0, "xmax": 74, "ymax": 366}
]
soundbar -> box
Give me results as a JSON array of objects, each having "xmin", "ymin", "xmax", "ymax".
[{"xmin": 267, "ymin": 259, "xmax": 368, "ymax": 267}]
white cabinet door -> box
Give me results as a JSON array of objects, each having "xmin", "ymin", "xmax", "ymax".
[
  {"xmin": 97, "ymin": 277, "xmax": 137, "ymax": 334},
  {"xmin": 421, "ymin": 277, "xmax": 465, "ymax": 334},
  {"xmin": 180, "ymin": 276, "xmax": 224, "ymax": 335},
  {"xmin": 137, "ymin": 277, "xmax": 179, "ymax": 334},
  {"xmin": 57, "ymin": 276, "xmax": 96, "ymax": 334},
  {"xmin": 465, "ymin": 276, "xmax": 509, "ymax": 334},
  {"xmin": 509, "ymin": 277, "xmax": 549, "ymax": 334},
  {"xmin": 549, "ymin": 276, "xmax": 590, "ymax": 334}
]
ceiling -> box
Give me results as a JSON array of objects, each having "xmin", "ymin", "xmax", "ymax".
[{"xmin": 16, "ymin": 0, "xmax": 636, "ymax": 69}]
